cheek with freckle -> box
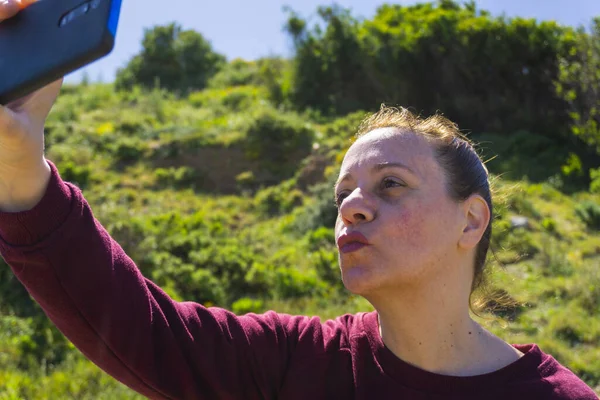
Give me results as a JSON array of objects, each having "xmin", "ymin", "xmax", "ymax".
[{"xmin": 391, "ymin": 205, "xmax": 427, "ymax": 247}]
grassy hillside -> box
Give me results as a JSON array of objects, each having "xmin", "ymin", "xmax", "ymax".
[{"xmin": 0, "ymin": 81, "xmax": 599, "ymax": 398}]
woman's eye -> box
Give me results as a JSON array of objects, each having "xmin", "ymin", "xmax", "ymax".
[
  {"xmin": 335, "ymin": 192, "xmax": 349, "ymax": 208},
  {"xmin": 382, "ymin": 178, "xmax": 403, "ymax": 189}
]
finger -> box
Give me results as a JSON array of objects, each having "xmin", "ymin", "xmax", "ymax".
[
  {"xmin": 7, "ymin": 79, "xmax": 63, "ymax": 112},
  {"xmin": 16, "ymin": 0, "xmax": 38, "ymax": 10},
  {"xmin": 0, "ymin": 0, "xmax": 20, "ymax": 20},
  {"xmin": 10, "ymin": 79, "xmax": 63, "ymax": 129},
  {"xmin": 0, "ymin": 103, "xmax": 20, "ymax": 137}
]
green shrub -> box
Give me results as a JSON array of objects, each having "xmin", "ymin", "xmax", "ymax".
[
  {"xmin": 254, "ymin": 181, "xmax": 304, "ymax": 216},
  {"xmin": 525, "ymin": 183, "xmax": 563, "ymax": 202},
  {"xmin": 188, "ymin": 91, "xmax": 208, "ymax": 108},
  {"xmin": 147, "ymin": 253, "xmax": 226, "ymax": 305},
  {"xmin": 538, "ymin": 240, "xmax": 574, "ymax": 277},
  {"xmin": 490, "ymin": 218, "xmax": 511, "ymax": 247},
  {"xmin": 311, "ymin": 249, "xmax": 342, "ymax": 290},
  {"xmin": 290, "ymin": 177, "xmax": 339, "ymax": 234},
  {"xmin": 186, "ymin": 268, "xmax": 228, "ymax": 306},
  {"xmin": 546, "ymin": 304, "xmax": 600, "ymax": 346},
  {"xmin": 12, "ymin": 317, "xmax": 72, "ymax": 373},
  {"xmin": 574, "ymin": 260, "xmax": 600, "ymax": 314},
  {"xmin": 273, "ymin": 267, "xmax": 320, "ymax": 299},
  {"xmin": 542, "ymin": 217, "xmax": 558, "ymax": 233},
  {"xmin": 206, "ymin": 57, "xmax": 289, "ymax": 105},
  {"xmin": 244, "ymin": 109, "xmax": 315, "ymax": 178},
  {"xmin": 503, "ymin": 229, "xmax": 539, "ymax": 261},
  {"xmin": 508, "ymin": 192, "xmax": 542, "ymax": 219},
  {"xmin": 58, "ymin": 161, "xmax": 92, "ymax": 189},
  {"xmin": 188, "ymin": 240, "xmax": 269, "ymax": 303},
  {"xmin": 236, "ymin": 171, "xmax": 256, "ymax": 192},
  {"xmin": 0, "ymin": 353, "xmax": 144, "ymax": 399},
  {"xmin": 154, "ymin": 167, "xmax": 198, "ymax": 189},
  {"xmin": 286, "ymin": 3, "xmax": 573, "ymax": 137},
  {"xmin": 221, "ymin": 90, "xmax": 251, "ymax": 110},
  {"xmin": 231, "ymin": 298, "xmax": 265, "ymax": 315},
  {"xmin": 115, "ymin": 23, "xmax": 226, "ymax": 95},
  {"xmin": 304, "ymin": 227, "xmax": 343, "ymax": 290},
  {"xmin": 306, "ymin": 227, "xmax": 335, "ymax": 251},
  {"xmin": 187, "ymin": 86, "xmax": 267, "ymax": 112},
  {"xmin": 590, "ymin": 168, "xmax": 600, "ymax": 193},
  {"xmin": 110, "ymin": 137, "xmax": 148, "ymax": 163},
  {"xmin": 208, "ymin": 59, "xmax": 259, "ymax": 88},
  {"xmin": 575, "ymin": 201, "xmax": 600, "ymax": 230}
]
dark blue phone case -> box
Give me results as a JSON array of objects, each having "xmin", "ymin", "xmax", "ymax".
[{"xmin": 0, "ymin": 0, "xmax": 122, "ymax": 105}]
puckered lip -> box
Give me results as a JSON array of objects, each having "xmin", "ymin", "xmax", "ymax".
[{"xmin": 336, "ymin": 231, "xmax": 370, "ymax": 249}]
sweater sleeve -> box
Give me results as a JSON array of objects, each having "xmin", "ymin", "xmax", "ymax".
[{"xmin": 0, "ymin": 160, "xmax": 309, "ymax": 400}]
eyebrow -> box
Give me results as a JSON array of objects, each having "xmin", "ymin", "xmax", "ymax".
[{"xmin": 334, "ymin": 162, "xmax": 417, "ymax": 190}]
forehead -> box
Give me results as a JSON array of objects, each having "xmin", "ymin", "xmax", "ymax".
[{"xmin": 341, "ymin": 128, "xmax": 435, "ymax": 177}]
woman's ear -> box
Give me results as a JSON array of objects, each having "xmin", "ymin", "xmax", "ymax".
[{"xmin": 458, "ymin": 194, "xmax": 490, "ymax": 250}]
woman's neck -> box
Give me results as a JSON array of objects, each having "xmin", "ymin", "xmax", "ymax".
[{"xmin": 370, "ymin": 284, "xmax": 522, "ymax": 376}]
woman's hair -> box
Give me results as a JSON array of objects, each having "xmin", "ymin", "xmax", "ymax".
[{"xmin": 356, "ymin": 105, "xmax": 493, "ymax": 311}]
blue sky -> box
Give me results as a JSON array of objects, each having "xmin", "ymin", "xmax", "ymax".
[{"xmin": 66, "ymin": 0, "xmax": 600, "ymax": 83}]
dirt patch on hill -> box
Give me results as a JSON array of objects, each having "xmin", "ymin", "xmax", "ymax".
[{"xmin": 152, "ymin": 144, "xmax": 325, "ymax": 194}]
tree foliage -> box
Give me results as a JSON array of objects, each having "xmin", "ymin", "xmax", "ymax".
[
  {"xmin": 556, "ymin": 17, "xmax": 600, "ymax": 155},
  {"xmin": 285, "ymin": 1, "xmax": 575, "ymax": 136},
  {"xmin": 115, "ymin": 23, "xmax": 226, "ymax": 94}
]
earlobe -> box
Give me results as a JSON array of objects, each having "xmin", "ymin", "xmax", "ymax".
[{"xmin": 459, "ymin": 195, "xmax": 490, "ymax": 250}]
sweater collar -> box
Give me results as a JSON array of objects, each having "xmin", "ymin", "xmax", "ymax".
[{"xmin": 360, "ymin": 311, "xmax": 546, "ymax": 394}]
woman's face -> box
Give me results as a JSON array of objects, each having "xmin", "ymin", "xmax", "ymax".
[{"xmin": 334, "ymin": 128, "xmax": 466, "ymax": 297}]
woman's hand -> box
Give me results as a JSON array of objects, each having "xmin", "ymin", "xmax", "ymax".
[{"xmin": 0, "ymin": 0, "xmax": 63, "ymax": 212}]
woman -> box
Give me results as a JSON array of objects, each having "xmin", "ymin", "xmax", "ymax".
[{"xmin": 0, "ymin": 2, "xmax": 597, "ymax": 399}]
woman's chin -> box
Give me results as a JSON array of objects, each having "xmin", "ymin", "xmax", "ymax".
[{"xmin": 340, "ymin": 266, "xmax": 381, "ymax": 296}]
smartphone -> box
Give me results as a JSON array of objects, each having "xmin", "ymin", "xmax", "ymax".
[{"xmin": 0, "ymin": 0, "xmax": 123, "ymax": 105}]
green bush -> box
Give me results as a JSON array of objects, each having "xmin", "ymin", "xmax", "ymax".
[
  {"xmin": 235, "ymin": 171, "xmax": 256, "ymax": 192},
  {"xmin": 590, "ymin": 168, "xmax": 600, "ymax": 193},
  {"xmin": 503, "ymin": 229, "xmax": 539, "ymax": 261},
  {"xmin": 556, "ymin": 17, "xmax": 600, "ymax": 156},
  {"xmin": 575, "ymin": 201, "xmax": 600, "ymax": 230},
  {"xmin": 154, "ymin": 167, "xmax": 198, "ymax": 189},
  {"xmin": 508, "ymin": 192, "xmax": 542, "ymax": 219},
  {"xmin": 58, "ymin": 161, "xmax": 92, "ymax": 189},
  {"xmin": 188, "ymin": 86, "xmax": 267, "ymax": 111},
  {"xmin": 542, "ymin": 217, "xmax": 558, "ymax": 233},
  {"xmin": 273, "ymin": 267, "xmax": 320, "ymax": 299},
  {"xmin": 115, "ymin": 23, "xmax": 226, "ymax": 95},
  {"xmin": 478, "ymin": 131, "xmax": 571, "ymax": 183},
  {"xmin": 208, "ymin": 58, "xmax": 289, "ymax": 106},
  {"xmin": 538, "ymin": 239, "xmax": 574, "ymax": 277},
  {"xmin": 254, "ymin": 181, "xmax": 304, "ymax": 216},
  {"xmin": 188, "ymin": 240, "xmax": 269, "ymax": 303},
  {"xmin": 244, "ymin": 109, "xmax": 315, "ymax": 178},
  {"xmin": 547, "ymin": 304, "xmax": 600, "ymax": 346},
  {"xmin": 574, "ymin": 260, "xmax": 600, "ymax": 314},
  {"xmin": 208, "ymin": 59, "xmax": 260, "ymax": 88},
  {"xmin": 109, "ymin": 137, "xmax": 148, "ymax": 163},
  {"xmin": 290, "ymin": 177, "xmax": 339, "ymax": 234},
  {"xmin": 286, "ymin": 2, "xmax": 573, "ymax": 136},
  {"xmin": 311, "ymin": 249, "xmax": 342, "ymax": 290},
  {"xmin": 231, "ymin": 298, "xmax": 265, "ymax": 315},
  {"xmin": 306, "ymin": 227, "xmax": 335, "ymax": 251}
]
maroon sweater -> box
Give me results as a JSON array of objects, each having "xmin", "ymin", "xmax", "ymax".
[{"xmin": 0, "ymin": 161, "xmax": 597, "ymax": 400}]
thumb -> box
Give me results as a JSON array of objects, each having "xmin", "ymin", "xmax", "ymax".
[
  {"xmin": 6, "ymin": 79, "xmax": 63, "ymax": 122},
  {"xmin": 0, "ymin": 103, "xmax": 20, "ymax": 136},
  {"xmin": 0, "ymin": 79, "xmax": 63, "ymax": 139}
]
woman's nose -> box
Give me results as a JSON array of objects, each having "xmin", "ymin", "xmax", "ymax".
[{"xmin": 339, "ymin": 189, "xmax": 375, "ymax": 226}]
